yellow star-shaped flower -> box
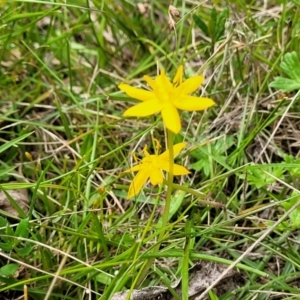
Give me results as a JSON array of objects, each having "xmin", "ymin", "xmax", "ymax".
[
  {"xmin": 119, "ymin": 65, "xmax": 215, "ymax": 133},
  {"xmin": 123, "ymin": 142, "xmax": 190, "ymax": 198}
]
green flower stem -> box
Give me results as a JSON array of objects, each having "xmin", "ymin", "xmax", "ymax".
[
  {"xmin": 134, "ymin": 130, "xmax": 174, "ymax": 287},
  {"xmin": 159, "ymin": 129, "xmax": 174, "ymax": 238}
]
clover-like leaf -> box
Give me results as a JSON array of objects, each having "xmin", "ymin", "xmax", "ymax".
[
  {"xmin": 281, "ymin": 52, "xmax": 300, "ymax": 80},
  {"xmin": 270, "ymin": 52, "xmax": 300, "ymax": 92},
  {"xmin": 282, "ymin": 193, "xmax": 300, "ymax": 229}
]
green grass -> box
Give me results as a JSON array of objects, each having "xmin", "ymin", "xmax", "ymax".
[{"xmin": 1, "ymin": 0, "xmax": 300, "ymax": 299}]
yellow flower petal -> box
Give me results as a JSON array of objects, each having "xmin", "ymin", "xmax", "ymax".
[
  {"xmin": 123, "ymin": 99, "xmax": 163, "ymax": 117},
  {"xmin": 175, "ymin": 96, "xmax": 215, "ymax": 111},
  {"xmin": 176, "ymin": 75, "xmax": 204, "ymax": 95},
  {"xmin": 161, "ymin": 103, "xmax": 181, "ymax": 133},
  {"xmin": 149, "ymin": 168, "xmax": 163, "ymax": 185},
  {"xmin": 156, "ymin": 71, "xmax": 173, "ymax": 93},
  {"xmin": 118, "ymin": 84, "xmax": 154, "ymax": 101},
  {"xmin": 158, "ymin": 162, "xmax": 189, "ymax": 176},
  {"xmin": 173, "ymin": 164, "xmax": 190, "ymax": 175},
  {"xmin": 143, "ymin": 75, "xmax": 159, "ymax": 93},
  {"xmin": 122, "ymin": 165, "xmax": 142, "ymax": 174},
  {"xmin": 160, "ymin": 142, "xmax": 187, "ymax": 160},
  {"xmin": 142, "ymin": 145, "xmax": 151, "ymax": 157},
  {"xmin": 173, "ymin": 142, "xmax": 187, "ymax": 157},
  {"xmin": 173, "ymin": 65, "xmax": 183, "ymax": 85},
  {"xmin": 127, "ymin": 169, "xmax": 149, "ymax": 198},
  {"xmin": 159, "ymin": 161, "xmax": 171, "ymax": 172}
]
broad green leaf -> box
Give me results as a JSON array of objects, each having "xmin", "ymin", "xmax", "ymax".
[
  {"xmin": 0, "ymin": 242, "xmax": 13, "ymax": 252},
  {"xmin": 269, "ymin": 52, "xmax": 300, "ymax": 92},
  {"xmin": 269, "ymin": 77, "xmax": 300, "ymax": 92},
  {"xmin": 208, "ymin": 7, "xmax": 217, "ymax": 38},
  {"xmin": 280, "ymin": 52, "xmax": 300, "ymax": 80},
  {"xmin": 0, "ymin": 264, "xmax": 19, "ymax": 277},
  {"xmin": 215, "ymin": 8, "xmax": 229, "ymax": 40},
  {"xmin": 193, "ymin": 14, "xmax": 209, "ymax": 37},
  {"xmin": 17, "ymin": 244, "xmax": 33, "ymax": 256},
  {"xmin": 15, "ymin": 218, "xmax": 29, "ymax": 239}
]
